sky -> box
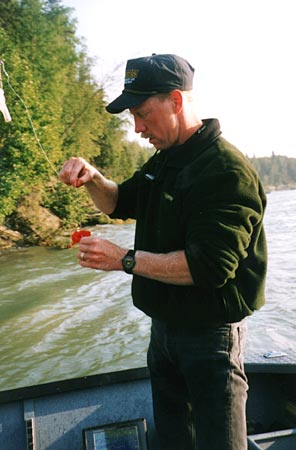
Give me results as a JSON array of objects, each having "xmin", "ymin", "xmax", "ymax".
[{"xmin": 62, "ymin": 0, "xmax": 295, "ymax": 158}]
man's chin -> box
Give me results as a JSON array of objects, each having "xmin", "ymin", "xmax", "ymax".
[
  {"xmin": 149, "ymin": 138, "xmax": 163, "ymax": 149},
  {"xmin": 143, "ymin": 136, "xmax": 167, "ymax": 150}
]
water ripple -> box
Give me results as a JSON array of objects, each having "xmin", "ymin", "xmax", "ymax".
[{"xmin": 0, "ymin": 193, "xmax": 295, "ymax": 391}]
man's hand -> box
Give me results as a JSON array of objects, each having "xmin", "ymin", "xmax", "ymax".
[
  {"xmin": 60, "ymin": 157, "xmax": 118, "ymax": 214},
  {"xmin": 78, "ymin": 236, "xmax": 127, "ymax": 271},
  {"xmin": 60, "ymin": 157, "xmax": 98, "ymax": 188}
]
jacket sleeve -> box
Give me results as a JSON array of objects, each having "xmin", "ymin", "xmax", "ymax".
[
  {"xmin": 110, "ymin": 170, "xmax": 140, "ymax": 220},
  {"xmin": 184, "ymin": 162, "xmax": 267, "ymax": 290}
]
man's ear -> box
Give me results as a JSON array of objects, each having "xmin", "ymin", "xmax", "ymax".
[{"xmin": 171, "ymin": 90, "xmax": 183, "ymax": 113}]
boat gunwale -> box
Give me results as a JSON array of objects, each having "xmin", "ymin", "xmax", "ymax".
[
  {"xmin": 1, "ymin": 362, "xmax": 296, "ymax": 405},
  {"xmin": 0, "ymin": 366, "xmax": 150, "ymax": 405}
]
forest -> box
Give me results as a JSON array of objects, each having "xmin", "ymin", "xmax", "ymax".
[
  {"xmin": 0, "ymin": 0, "xmax": 295, "ymax": 247},
  {"xmin": 248, "ymin": 153, "xmax": 296, "ymax": 190},
  {"xmin": 0, "ymin": 0, "xmax": 151, "ymax": 231}
]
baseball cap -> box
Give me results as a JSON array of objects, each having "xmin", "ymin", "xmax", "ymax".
[{"xmin": 106, "ymin": 53, "xmax": 195, "ymax": 114}]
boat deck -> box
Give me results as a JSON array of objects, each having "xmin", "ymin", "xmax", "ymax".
[{"xmin": 1, "ymin": 354, "xmax": 296, "ymax": 450}]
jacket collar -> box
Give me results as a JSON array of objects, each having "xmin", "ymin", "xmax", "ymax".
[{"xmin": 157, "ymin": 118, "xmax": 222, "ymax": 168}]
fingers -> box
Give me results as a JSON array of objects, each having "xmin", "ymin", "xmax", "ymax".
[
  {"xmin": 78, "ymin": 237, "xmax": 98, "ymax": 265},
  {"xmin": 59, "ymin": 157, "xmax": 84, "ymax": 187},
  {"xmin": 60, "ymin": 157, "xmax": 91, "ymax": 187},
  {"xmin": 78, "ymin": 236, "xmax": 93, "ymax": 249},
  {"xmin": 77, "ymin": 237, "xmax": 125, "ymax": 271}
]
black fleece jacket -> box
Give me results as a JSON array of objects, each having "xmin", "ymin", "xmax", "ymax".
[{"xmin": 111, "ymin": 119, "xmax": 267, "ymax": 327}]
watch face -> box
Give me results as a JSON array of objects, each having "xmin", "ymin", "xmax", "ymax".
[
  {"xmin": 125, "ymin": 257, "xmax": 134, "ymax": 269},
  {"xmin": 122, "ymin": 251, "xmax": 136, "ymax": 273}
]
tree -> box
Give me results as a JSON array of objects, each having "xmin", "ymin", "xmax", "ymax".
[
  {"xmin": 0, "ymin": 0, "xmax": 149, "ymax": 230},
  {"xmin": 248, "ymin": 154, "xmax": 296, "ymax": 188}
]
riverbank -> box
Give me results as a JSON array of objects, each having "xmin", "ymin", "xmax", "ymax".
[
  {"xmin": 0, "ymin": 191, "xmax": 134, "ymax": 249},
  {"xmin": 266, "ymin": 183, "xmax": 296, "ymax": 193},
  {"xmin": 1, "ymin": 185, "xmax": 295, "ymax": 249}
]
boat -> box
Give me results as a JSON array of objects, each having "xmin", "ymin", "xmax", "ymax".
[{"xmin": 1, "ymin": 352, "xmax": 296, "ymax": 450}]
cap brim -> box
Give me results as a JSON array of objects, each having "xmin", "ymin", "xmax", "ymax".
[{"xmin": 106, "ymin": 91, "xmax": 151, "ymax": 114}]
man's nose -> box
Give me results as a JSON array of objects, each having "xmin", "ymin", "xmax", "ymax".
[{"xmin": 134, "ymin": 117, "xmax": 146, "ymax": 134}]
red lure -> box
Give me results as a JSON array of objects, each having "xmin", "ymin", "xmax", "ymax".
[{"xmin": 68, "ymin": 229, "xmax": 91, "ymax": 248}]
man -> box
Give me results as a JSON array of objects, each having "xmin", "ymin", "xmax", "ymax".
[{"xmin": 60, "ymin": 54, "xmax": 267, "ymax": 450}]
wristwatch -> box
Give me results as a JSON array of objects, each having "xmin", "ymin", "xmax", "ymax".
[{"xmin": 122, "ymin": 249, "xmax": 136, "ymax": 274}]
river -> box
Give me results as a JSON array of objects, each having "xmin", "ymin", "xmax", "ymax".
[{"xmin": 0, "ymin": 189, "xmax": 295, "ymax": 391}]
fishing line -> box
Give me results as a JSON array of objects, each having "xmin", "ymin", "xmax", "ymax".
[
  {"xmin": 0, "ymin": 61, "xmax": 90, "ymax": 238},
  {"xmin": 0, "ymin": 60, "xmax": 60, "ymax": 178}
]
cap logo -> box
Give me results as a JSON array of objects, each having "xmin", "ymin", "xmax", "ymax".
[{"xmin": 125, "ymin": 69, "xmax": 139, "ymax": 85}]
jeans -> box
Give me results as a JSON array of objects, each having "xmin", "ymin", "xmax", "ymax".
[{"xmin": 147, "ymin": 319, "xmax": 248, "ymax": 450}]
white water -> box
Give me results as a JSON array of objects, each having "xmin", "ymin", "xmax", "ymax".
[
  {"xmin": 0, "ymin": 189, "xmax": 295, "ymax": 391},
  {"xmin": 245, "ymin": 189, "xmax": 296, "ymax": 361}
]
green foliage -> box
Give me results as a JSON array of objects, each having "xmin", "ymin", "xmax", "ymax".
[
  {"xmin": 2, "ymin": 0, "xmax": 293, "ymax": 235},
  {"xmin": 0, "ymin": 0, "xmax": 149, "ymax": 228},
  {"xmin": 248, "ymin": 153, "xmax": 296, "ymax": 189},
  {"xmin": 42, "ymin": 183, "xmax": 91, "ymax": 228}
]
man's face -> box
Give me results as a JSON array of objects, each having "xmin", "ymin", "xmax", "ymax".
[{"xmin": 130, "ymin": 95, "xmax": 180, "ymax": 150}]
